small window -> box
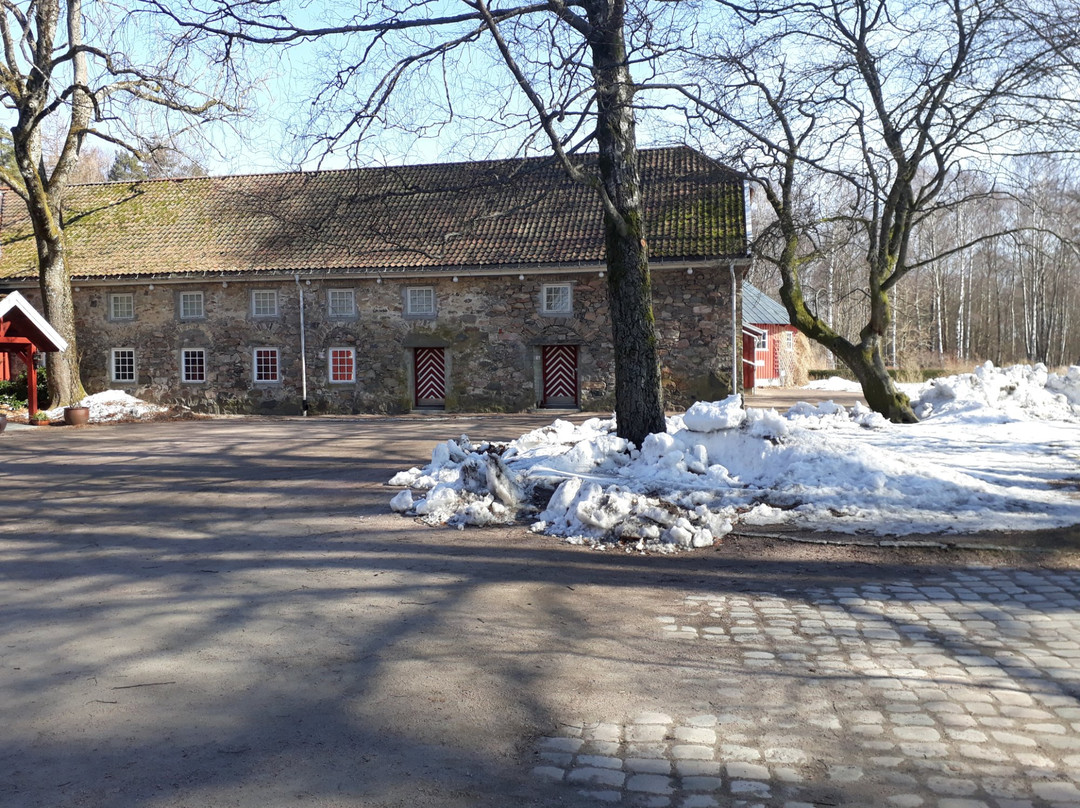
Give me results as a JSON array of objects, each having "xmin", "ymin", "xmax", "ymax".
[
  {"xmin": 182, "ymin": 348, "xmax": 206, "ymax": 383},
  {"xmin": 254, "ymin": 347, "xmax": 280, "ymax": 383},
  {"xmin": 541, "ymin": 283, "xmax": 572, "ymax": 315},
  {"xmin": 329, "ymin": 347, "xmax": 355, "ymax": 383},
  {"xmin": 179, "ymin": 291, "xmax": 205, "ymax": 320},
  {"xmin": 327, "ymin": 289, "xmax": 355, "ymax": 318},
  {"xmin": 109, "ymin": 293, "xmax": 134, "ymax": 321},
  {"xmin": 252, "ymin": 290, "xmax": 279, "ymax": 318},
  {"xmin": 754, "ymin": 332, "xmax": 768, "ymax": 351},
  {"xmin": 406, "ymin": 287, "xmax": 436, "ymax": 317},
  {"xmin": 111, "ymin": 348, "xmax": 135, "ymax": 382}
]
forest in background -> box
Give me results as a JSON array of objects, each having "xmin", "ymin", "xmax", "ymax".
[{"xmin": 748, "ymin": 158, "xmax": 1079, "ymax": 375}]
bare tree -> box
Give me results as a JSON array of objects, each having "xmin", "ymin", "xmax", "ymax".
[
  {"xmin": 146, "ymin": 0, "xmax": 709, "ymax": 444},
  {"xmin": 679, "ymin": 0, "xmax": 1080, "ymax": 420},
  {"xmin": 0, "ymin": 0, "xmax": 240, "ymax": 406}
]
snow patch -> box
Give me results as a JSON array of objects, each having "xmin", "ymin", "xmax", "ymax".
[
  {"xmin": 43, "ymin": 390, "xmax": 168, "ymax": 423},
  {"xmin": 388, "ymin": 363, "xmax": 1080, "ymax": 548}
]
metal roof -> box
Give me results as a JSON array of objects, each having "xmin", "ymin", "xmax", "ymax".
[{"xmin": 742, "ymin": 283, "xmax": 791, "ymax": 325}]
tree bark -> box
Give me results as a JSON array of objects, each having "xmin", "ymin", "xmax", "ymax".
[
  {"xmin": 11, "ymin": 125, "xmax": 85, "ymax": 407},
  {"xmin": 777, "ymin": 239, "xmax": 917, "ymax": 423},
  {"xmin": 587, "ymin": 0, "xmax": 666, "ymax": 447}
]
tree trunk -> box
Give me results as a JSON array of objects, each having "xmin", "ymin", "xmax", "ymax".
[
  {"xmin": 38, "ymin": 241, "xmax": 84, "ymax": 408},
  {"xmin": 587, "ymin": 0, "xmax": 666, "ymax": 447},
  {"xmin": 12, "ymin": 121, "xmax": 85, "ymax": 408},
  {"xmin": 836, "ymin": 339, "xmax": 917, "ymax": 423},
  {"xmin": 779, "ymin": 270, "xmax": 917, "ymax": 424}
]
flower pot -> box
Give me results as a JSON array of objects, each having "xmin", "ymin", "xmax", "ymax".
[
  {"xmin": 0, "ymin": 414, "xmax": 6, "ymax": 434},
  {"xmin": 63, "ymin": 406, "xmax": 90, "ymax": 426}
]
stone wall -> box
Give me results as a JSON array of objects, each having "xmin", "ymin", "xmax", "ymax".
[{"xmin": 30, "ymin": 264, "xmax": 740, "ymax": 414}]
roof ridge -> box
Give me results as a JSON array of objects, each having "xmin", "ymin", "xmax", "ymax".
[{"xmin": 70, "ymin": 145, "xmax": 715, "ymax": 189}]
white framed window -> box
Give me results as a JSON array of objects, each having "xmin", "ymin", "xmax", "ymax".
[
  {"xmin": 327, "ymin": 289, "xmax": 355, "ymax": 318},
  {"xmin": 179, "ymin": 291, "xmax": 205, "ymax": 320},
  {"xmin": 754, "ymin": 331, "xmax": 768, "ymax": 351},
  {"xmin": 253, "ymin": 347, "xmax": 280, "ymax": 383},
  {"xmin": 784, "ymin": 331, "xmax": 794, "ymax": 350},
  {"xmin": 329, "ymin": 347, "xmax": 355, "ymax": 383},
  {"xmin": 405, "ymin": 286, "xmax": 436, "ymax": 317},
  {"xmin": 109, "ymin": 293, "xmax": 134, "ymax": 321},
  {"xmin": 111, "ymin": 348, "xmax": 135, "ymax": 382},
  {"xmin": 251, "ymin": 289, "xmax": 279, "ymax": 318},
  {"xmin": 541, "ymin": 283, "xmax": 572, "ymax": 315},
  {"xmin": 182, "ymin": 348, "xmax": 206, "ymax": 383}
]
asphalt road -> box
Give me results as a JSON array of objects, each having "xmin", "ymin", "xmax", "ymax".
[{"xmin": 1, "ymin": 416, "xmax": 1078, "ymax": 808}]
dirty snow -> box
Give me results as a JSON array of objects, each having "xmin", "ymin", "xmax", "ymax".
[
  {"xmin": 389, "ymin": 363, "xmax": 1080, "ymax": 549},
  {"xmin": 42, "ymin": 390, "xmax": 168, "ymax": 423}
]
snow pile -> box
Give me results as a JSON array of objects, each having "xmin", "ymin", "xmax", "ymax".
[
  {"xmin": 389, "ymin": 363, "xmax": 1080, "ymax": 548},
  {"xmin": 912, "ymin": 362, "xmax": 1080, "ymax": 422},
  {"xmin": 43, "ymin": 390, "xmax": 168, "ymax": 423}
]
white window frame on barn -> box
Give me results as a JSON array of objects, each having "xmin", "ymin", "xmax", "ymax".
[
  {"xmin": 251, "ymin": 289, "xmax": 279, "ymax": 318},
  {"xmin": 253, "ymin": 347, "xmax": 281, "ymax": 383},
  {"xmin": 541, "ymin": 283, "xmax": 572, "ymax": 315},
  {"xmin": 754, "ymin": 331, "xmax": 768, "ymax": 351},
  {"xmin": 179, "ymin": 291, "xmax": 205, "ymax": 320},
  {"xmin": 109, "ymin": 293, "xmax": 135, "ymax": 321},
  {"xmin": 327, "ymin": 289, "xmax": 356, "ymax": 318},
  {"xmin": 328, "ymin": 347, "xmax": 355, "ymax": 384},
  {"xmin": 111, "ymin": 348, "xmax": 135, "ymax": 382},
  {"xmin": 405, "ymin": 286, "xmax": 436, "ymax": 317},
  {"xmin": 182, "ymin": 348, "xmax": 207, "ymax": 383}
]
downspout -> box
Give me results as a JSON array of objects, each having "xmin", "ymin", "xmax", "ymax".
[
  {"xmin": 730, "ymin": 261, "xmax": 738, "ymax": 396},
  {"xmin": 734, "ymin": 178, "xmax": 753, "ymax": 398},
  {"xmin": 294, "ymin": 274, "xmax": 309, "ymax": 415}
]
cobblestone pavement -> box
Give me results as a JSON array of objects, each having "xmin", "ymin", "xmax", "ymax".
[{"xmin": 533, "ymin": 567, "xmax": 1080, "ymax": 808}]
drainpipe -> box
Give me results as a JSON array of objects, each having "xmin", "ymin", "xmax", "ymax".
[
  {"xmin": 729, "ymin": 262, "xmax": 738, "ymax": 396},
  {"xmin": 295, "ymin": 274, "xmax": 309, "ymax": 415}
]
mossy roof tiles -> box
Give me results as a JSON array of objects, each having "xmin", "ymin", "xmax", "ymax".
[{"xmin": 0, "ymin": 146, "xmax": 747, "ymax": 281}]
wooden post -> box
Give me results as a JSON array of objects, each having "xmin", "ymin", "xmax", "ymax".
[{"xmin": 23, "ymin": 347, "xmax": 37, "ymax": 416}]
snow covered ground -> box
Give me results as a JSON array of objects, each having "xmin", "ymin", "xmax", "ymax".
[
  {"xmin": 389, "ymin": 363, "xmax": 1080, "ymax": 549},
  {"xmin": 41, "ymin": 390, "xmax": 169, "ymax": 422}
]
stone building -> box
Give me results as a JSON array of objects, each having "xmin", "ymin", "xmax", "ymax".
[{"xmin": 0, "ymin": 147, "xmax": 750, "ymax": 414}]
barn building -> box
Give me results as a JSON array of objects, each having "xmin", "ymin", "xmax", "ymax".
[{"xmin": 0, "ymin": 147, "xmax": 751, "ymax": 414}]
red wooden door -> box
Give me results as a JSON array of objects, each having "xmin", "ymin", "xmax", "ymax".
[
  {"xmin": 414, "ymin": 347, "xmax": 446, "ymax": 407},
  {"xmin": 742, "ymin": 332, "xmax": 757, "ymax": 389},
  {"xmin": 542, "ymin": 345, "xmax": 578, "ymax": 408}
]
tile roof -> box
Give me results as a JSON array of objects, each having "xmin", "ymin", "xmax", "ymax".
[
  {"xmin": 0, "ymin": 146, "xmax": 746, "ymax": 281},
  {"xmin": 742, "ymin": 283, "xmax": 792, "ymax": 325}
]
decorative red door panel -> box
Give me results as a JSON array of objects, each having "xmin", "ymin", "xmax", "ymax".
[
  {"xmin": 542, "ymin": 345, "xmax": 578, "ymax": 408},
  {"xmin": 741, "ymin": 332, "xmax": 757, "ymax": 389},
  {"xmin": 414, "ymin": 347, "xmax": 446, "ymax": 407}
]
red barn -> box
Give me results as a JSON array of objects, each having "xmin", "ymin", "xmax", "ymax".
[{"xmin": 742, "ymin": 283, "xmax": 801, "ymax": 389}]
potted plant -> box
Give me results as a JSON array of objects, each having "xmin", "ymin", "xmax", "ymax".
[
  {"xmin": 63, "ymin": 405, "xmax": 90, "ymax": 426},
  {"xmin": 30, "ymin": 411, "xmax": 49, "ymax": 426}
]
